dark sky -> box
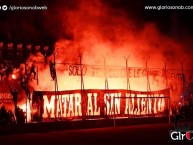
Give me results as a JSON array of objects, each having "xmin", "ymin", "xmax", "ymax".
[{"xmin": 0, "ymin": 0, "xmax": 193, "ymax": 46}]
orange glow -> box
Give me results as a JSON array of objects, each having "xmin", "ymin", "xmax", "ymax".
[
  {"xmin": 22, "ymin": 1, "xmax": 188, "ymax": 120},
  {"xmin": 11, "ymin": 74, "xmax": 17, "ymax": 80},
  {"xmin": 20, "ymin": 104, "xmax": 26, "ymax": 112},
  {"xmin": 19, "ymin": 101, "xmax": 31, "ymax": 122}
]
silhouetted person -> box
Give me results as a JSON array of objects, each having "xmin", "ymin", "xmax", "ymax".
[
  {"xmin": 4, "ymin": 61, "xmax": 13, "ymax": 77},
  {"xmin": 29, "ymin": 61, "xmax": 36, "ymax": 79},
  {"xmin": 7, "ymin": 110, "xmax": 14, "ymax": 124},
  {"xmin": 49, "ymin": 61, "xmax": 56, "ymax": 80},
  {"xmin": 15, "ymin": 106, "xmax": 19, "ymax": 123},
  {"xmin": 0, "ymin": 63, "xmax": 6, "ymax": 81},
  {"xmin": 32, "ymin": 96, "xmax": 42, "ymax": 121},
  {"xmin": 9, "ymin": 86, "xmax": 18, "ymax": 107},
  {"xmin": 15, "ymin": 107, "xmax": 25, "ymax": 124},
  {"xmin": 20, "ymin": 75, "xmax": 30, "ymax": 99},
  {"xmin": 0, "ymin": 106, "xmax": 9, "ymax": 125},
  {"xmin": 9, "ymin": 86, "xmax": 19, "ymax": 122},
  {"xmin": 19, "ymin": 109, "xmax": 25, "ymax": 124}
]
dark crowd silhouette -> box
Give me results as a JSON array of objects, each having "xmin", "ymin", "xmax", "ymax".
[
  {"xmin": 171, "ymin": 96, "xmax": 193, "ymax": 121},
  {"xmin": 0, "ymin": 105, "xmax": 25, "ymax": 125}
]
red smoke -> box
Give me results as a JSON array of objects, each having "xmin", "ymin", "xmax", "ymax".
[{"xmin": 21, "ymin": 0, "xmax": 190, "ymax": 104}]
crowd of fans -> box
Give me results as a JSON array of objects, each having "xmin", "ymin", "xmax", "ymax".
[
  {"xmin": 0, "ymin": 59, "xmax": 30, "ymax": 125},
  {"xmin": 171, "ymin": 95, "xmax": 193, "ymax": 120},
  {"xmin": 0, "ymin": 105, "xmax": 25, "ymax": 125},
  {"xmin": 0, "ymin": 60, "xmax": 14, "ymax": 82}
]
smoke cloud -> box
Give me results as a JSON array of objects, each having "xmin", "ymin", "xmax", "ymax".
[{"xmin": 3, "ymin": 0, "xmax": 191, "ymax": 105}]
